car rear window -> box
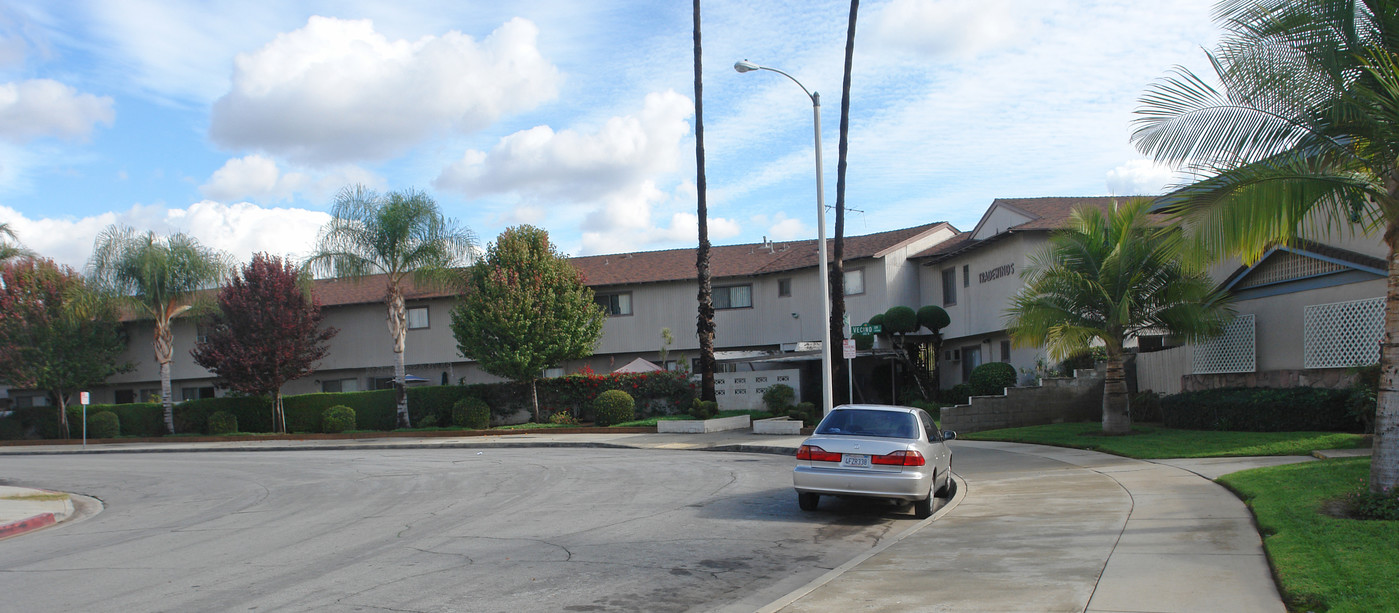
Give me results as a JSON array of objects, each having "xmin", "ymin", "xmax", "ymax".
[{"xmin": 815, "ymin": 409, "xmax": 919, "ymax": 439}]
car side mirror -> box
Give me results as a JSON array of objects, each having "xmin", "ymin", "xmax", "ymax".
[{"xmin": 943, "ymin": 430, "xmax": 957, "ymax": 440}]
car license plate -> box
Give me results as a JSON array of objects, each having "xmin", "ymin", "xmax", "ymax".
[{"xmin": 841, "ymin": 454, "xmax": 870, "ymax": 468}]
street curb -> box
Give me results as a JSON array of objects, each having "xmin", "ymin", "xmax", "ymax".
[
  {"xmin": 0, "ymin": 441, "xmax": 644, "ymax": 456},
  {"xmin": 0, "ymin": 512, "xmax": 55, "ymax": 540}
]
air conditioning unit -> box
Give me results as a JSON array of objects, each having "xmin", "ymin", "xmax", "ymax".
[{"xmin": 944, "ymin": 349, "xmax": 960, "ymax": 361}]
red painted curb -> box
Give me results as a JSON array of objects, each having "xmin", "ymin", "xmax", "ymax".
[{"xmin": 0, "ymin": 512, "xmax": 56, "ymax": 539}]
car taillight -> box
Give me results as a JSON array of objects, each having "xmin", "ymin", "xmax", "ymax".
[
  {"xmin": 872, "ymin": 450, "xmax": 926, "ymax": 466},
  {"xmin": 797, "ymin": 445, "xmax": 842, "ymax": 462}
]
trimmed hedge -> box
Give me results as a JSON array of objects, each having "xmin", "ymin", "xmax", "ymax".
[
  {"xmin": 208, "ymin": 411, "xmax": 238, "ymax": 435},
  {"xmin": 594, "ymin": 390, "xmax": 635, "ymax": 427},
  {"xmin": 63, "ymin": 403, "xmax": 164, "ymax": 438},
  {"xmin": 969, "ymin": 362, "xmax": 1017, "ymax": 396},
  {"xmin": 1159, "ymin": 387, "xmax": 1362, "ymax": 432},
  {"xmin": 322, "ymin": 405, "xmax": 356, "ymax": 433},
  {"xmin": 87, "ymin": 411, "xmax": 120, "ymax": 439},
  {"xmin": 762, "ymin": 384, "xmax": 795, "ymax": 412}
]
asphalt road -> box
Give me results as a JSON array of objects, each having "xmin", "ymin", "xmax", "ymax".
[{"xmin": 0, "ymin": 448, "xmax": 923, "ymax": 612}]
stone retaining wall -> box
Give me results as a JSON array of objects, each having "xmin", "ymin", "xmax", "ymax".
[{"xmin": 940, "ymin": 367, "xmax": 1105, "ymax": 434}]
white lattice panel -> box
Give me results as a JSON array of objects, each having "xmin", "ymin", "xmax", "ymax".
[
  {"xmin": 1304, "ymin": 297, "xmax": 1385, "ymax": 368},
  {"xmin": 1192, "ymin": 314, "xmax": 1256, "ymax": 374},
  {"xmin": 1234, "ymin": 251, "xmax": 1344, "ymax": 289}
]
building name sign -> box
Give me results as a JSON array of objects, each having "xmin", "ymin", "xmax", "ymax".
[{"xmin": 978, "ymin": 263, "xmax": 1015, "ymax": 284}]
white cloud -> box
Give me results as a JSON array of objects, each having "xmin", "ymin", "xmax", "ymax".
[
  {"xmin": 1105, "ymin": 159, "xmax": 1175, "ymax": 196},
  {"xmin": 767, "ymin": 213, "xmax": 809, "ymax": 241},
  {"xmin": 199, "ymin": 154, "xmax": 383, "ymax": 204},
  {"xmin": 209, "ymin": 16, "xmax": 561, "ymax": 165},
  {"xmin": 0, "ymin": 79, "xmax": 114, "ymax": 143},
  {"xmin": 869, "ymin": 0, "xmax": 1026, "ymax": 59},
  {"xmin": 1, "ymin": 201, "xmax": 330, "ymax": 269}
]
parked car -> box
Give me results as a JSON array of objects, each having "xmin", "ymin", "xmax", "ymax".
[{"xmin": 793, "ymin": 404, "xmax": 955, "ymax": 519}]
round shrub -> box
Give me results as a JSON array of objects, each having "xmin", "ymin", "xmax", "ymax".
[
  {"xmin": 917, "ymin": 305, "xmax": 950, "ymax": 332},
  {"xmin": 969, "ymin": 362, "xmax": 1017, "ymax": 396},
  {"xmin": 207, "ymin": 411, "xmax": 238, "ymax": 435},
  {"xmin": 942, "ymin": 383, "xmax": 972, "ymax": 405},
  {"xmin": 868, "ymin": 313, "xmax": 885, "ymax": 330},
  {"xmin": 594, "ymin": 390, "xmax": 635, "ymax": 427},
  {"xmin": 884, "ymin": 306, "xmax": 918, "ymax": 334},
  {"xmin": 88, "ymin": 411, "xmax": 120, "ymax": 439},
  {"xmin": 790, "ymin": 401, "xmax": 818, "ymax": 427},
  {"xmin": 322, "ymin": 405, "xmax": 356, "ymax": 434},
  {"xmin": 690, "ymin": 399, "xmax": 718, "ymax": 420},
  {"xmin": 762, "ymin": 384, "xmax": 796, "ymax": 413},
  {"xmin": 452, "ymin": 397, "xmax": 491, "ymax": 429}
]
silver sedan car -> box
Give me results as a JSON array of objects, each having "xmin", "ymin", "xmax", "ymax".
[{"xmin": 793, "ymin": 404, "xmax": 955, "ymax": 519}]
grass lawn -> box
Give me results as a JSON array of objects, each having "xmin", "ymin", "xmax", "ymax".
[
  {"xmin": 611, "ymin": 410, "xmax": 773, "ymax": 428},
  {"xmin": 1219, "ymin": 458, "xmax": 1399, "ymax": 612},
  {"xmin": 960, "ymin": 422, "xmax": 1367, "ymax": 459}
]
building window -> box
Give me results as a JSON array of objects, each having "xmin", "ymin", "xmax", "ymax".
[
  {"xmin": 114, "ymin": 389, "xmax": 135, "ymax": 405},
  {"xmin": 714, "ymin": 284, "xmax": 752, "ymax": 309},
  {"xmin": 370, "ymin": 377, "xmax": 398, "ymax": 390},
  {"xmin": 1000, "ymin": 340, "xmax": 1011, "ymax": 362},
  {"xmin": 195, "ymin": 324, "xmax": 211, "ymax": 344},
  {"xmin": 942, "ymin": 269, "xmax": 957, "ymax": 306},
  {"xmin": 322, "ymin": 378, "xmax": 359, "ymax": 393},
  {"xmin": 180, "ymin": 386, "xmax": 215, "ymax": 401},
  {"xmin": 778, "ymin": 278, "xmax": 792, "ymax": 297},
  {"xmin": 962, "ymin": 264, "xmax": 969, "ymax": 288},
  {"xmin": 843, "ymin": 269, "xmax": 865, "ymax": 296},
  {"xmin": 542, "ymin": 367, "xmax": 564, "ymax": 378},
  {"xmin": 407, "ymin": 306, "xmax": 429, "ymax": 329},
  {"xmin": 595, "ymin": 292, "xmax": 632, "ymax": 316}
]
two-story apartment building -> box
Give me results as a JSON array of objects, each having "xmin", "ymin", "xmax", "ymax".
[{"xmin": 4, "ymin": 222, "xmax": 957, "ymax": 410}]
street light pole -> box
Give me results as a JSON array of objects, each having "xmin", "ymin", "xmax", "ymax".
[{"xmin": 735, "ymin": 60, "xmax": 834, "ymax": 417}]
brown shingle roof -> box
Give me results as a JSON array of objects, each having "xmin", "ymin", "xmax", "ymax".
[
  {"xmin": 305, "ymin": 223, "xmax": 952, "ymax": 307},
  {"xmin": 913, "ymin": 196, "xmax": 1162, "ymax": 261}
]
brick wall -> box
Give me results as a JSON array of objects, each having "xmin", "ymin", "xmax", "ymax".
[{"xmin": 940, "ymin": 367, "xmax": 1104, "ymax": 434}]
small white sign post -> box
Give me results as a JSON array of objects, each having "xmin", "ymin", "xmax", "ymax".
[
  {"xmin": 80, "ymin": 391, "xmax": 89, "ymax": 449},
  {"xmin": 842, "ymin": 339, "xmax": 856, "ymax": 404}
]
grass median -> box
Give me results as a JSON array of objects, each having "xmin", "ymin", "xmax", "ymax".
[
  {"xmin": 1220, "ymin": 458, "xmax": 1398, "ymax": 612},
  {"xmin": 959, "ymin": 422, "xmax": 1366, "ymax": 458}
]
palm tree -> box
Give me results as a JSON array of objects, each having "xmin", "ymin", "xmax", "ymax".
[
  {"xmin": 305, "ymin": 186, "xmax": 476, "ymax": 429},
  {"xmin": 1006, "ymin": 199, "xmax": 1234, "ymax": 435},
  {"xmin": 87, "ymin": 226, "xmax": 231, "ymax": 433},
  {"xmin": 0, "ymin": 222, "xmax": 31, "ymax": 261},
  {"xmin": 693, "ymin": 0, "xmax": 717, "ymax": 403},
  {"xmin": 829, "ymin": 0, "xmax": 860, "ymax": 405},
  {"xmin": 1131, "ymin": 0, "xmax": 1399, "ymax": 492}
]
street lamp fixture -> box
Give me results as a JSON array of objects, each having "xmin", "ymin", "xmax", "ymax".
[{"xmin": 734, "ymin": 59, "xmax": 834, "ymax": 417}]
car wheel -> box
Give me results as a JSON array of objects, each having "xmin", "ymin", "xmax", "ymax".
[
  {"xmin": 935, "ymin": 470, "xmax": 952, "ymax": 498},
  {"xmin": 798, "ymin": 492, "xmax": 820, "ymax": 511},
  {"xmin": 913, "ymin": 489, "xmax": 933, "ymax": 519}
]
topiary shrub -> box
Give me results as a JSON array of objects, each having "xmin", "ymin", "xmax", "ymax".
[
  {"xmin": 884, "ymin": 306, "xmax": 918, "ymax": 334},
  {"xmin": 868, "ymin": 313, "xmax": 885, "ymax": 330},
  {"xmin": 789, "ymin": 401, "xmax": 818, "ymax": 427},
  {"xmin": 762, "ymin": 384, "xmax": 795, "ymax": 413},
  {"xmin": 917, "ymin": 305, "xmax": 950, "ymax": 332},
  {"xmin": 594, "ymin": 390, "xmax": 635, "ymax": 427},
  {"xmin": 969, "ymin": 362, "xmax": 1017, "ymax": 396},
  {"xmin": 88, "ymin": 411, "xmax": 120, "ymax": 439},
  {"xmin": 452, "ymin": 397, "xmax": 491, "ymax": 429},
  {"xmin": 853, "ymin": 332, "xmax": 874, "ymax": 350},
  {"xmin": 689, "ymin": 398, "xmax": 718, "ymax": 420},
  {"xmin": 208, "ymin": 411, "xmax": 238, "ymax": 435},
  {"xmin": 322, "ymin": 405, "xmax": 356, "ymax": 434}
]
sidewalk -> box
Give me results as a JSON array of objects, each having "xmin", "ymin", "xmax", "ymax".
[
  {"xmin": 0, "ymin": 431, "xmax": 1348, "ymax": 612},
  {"xmin": 0, "ymin": 485, "xmax": 75, "ymax": 540}
]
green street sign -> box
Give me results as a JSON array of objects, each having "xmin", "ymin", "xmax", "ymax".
[{"xmin": 851, "ymin": 324, "xmax": 881, "ymax": 335}]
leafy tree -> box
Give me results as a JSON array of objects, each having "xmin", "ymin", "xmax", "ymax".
[
  {"xmin": 451, "ymin": 226, "xmax": 604, "ymax": 422},
  {"xmin": 693, "ymin": 0, "xmax": 718, "ymax": 403},
  {"xmin": 0, "ymin": 257, "xmax": 130, "ymax": 437},
  {"xmin": 87, "ymin": 226, "xmax": 231, "ymax": 433},
  {"xmin": 1006, "ymin": 199, "xmax": 1233, "ymax": 434},
  {"xmin": 191, "ymin": 253, "xmax": 338, "ymax": 433},
  {"xmin": 306, "ymin": 185, "xmax": 475, "ymax": 429},
  {"xmin": 1131, "ymin": 0, "xmax": 1399, "ymax": 493}
]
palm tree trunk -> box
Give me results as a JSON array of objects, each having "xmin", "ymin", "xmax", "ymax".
[
  {"xmin": 1372, "ymin": 235, "xmax": 1399, "ymax": 493},
  {"xmin": 829, "ymin": 0, "xmax": 859, "ymax": 407},
  {"xmin": 531, "ymin": 378, "xmax": 540, "ymax": 423},
  {"xmin": 54, "ymin": 391, "xmax": 69, "ymax": 439},
  {"xmin": 693, "ymin": 0, "xmax": 717, "ymax": 403},
  {"xmin": 1102, "ymin": 345, "xmax": 1130, "ymax": 435},
  {"xmin": 387, "ymin": 291, "xmax": 411, "ymax": 429},
  {"xmin": 154, "ymin": 319, "xmax": 175, "ymax": 433},
  {"xmin": 273, "ymin": 389, "xmax": 285, "ymax": 434}
]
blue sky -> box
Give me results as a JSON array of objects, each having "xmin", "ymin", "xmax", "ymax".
[{"xmin": 0, "ymin": 0, "xmax": 1218, "ymax": 269}]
